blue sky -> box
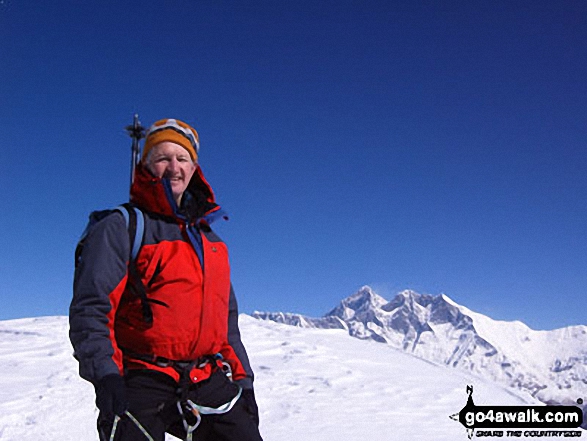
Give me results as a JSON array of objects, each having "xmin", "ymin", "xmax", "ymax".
[{"xmin": 0, "ymin": 0, "xmax": 585, "ymax": 330}]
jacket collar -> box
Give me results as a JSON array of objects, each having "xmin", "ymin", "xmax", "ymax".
[{"xmin": 130, "ymin": 163, "xmax": 223, "ymax": 223}]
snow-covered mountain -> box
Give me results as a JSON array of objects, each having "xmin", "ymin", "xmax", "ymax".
[
  {"xmin": 0, "ymin": 315, "xmax": 582, "ymax": 441},
  {"xmin": 253, "ymin": 286, "xmax": 587, "ymax": 417}
]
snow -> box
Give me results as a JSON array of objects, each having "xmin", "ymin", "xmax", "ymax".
[
  {"xmin": 0, "ymin": 315, "xmax": 582, "ymax": 440},
  {"xmin": 255, "ymin": 287, "xmax": 587, "ymax": 414},
  {"xmin": 455, "ymin": 302, "xmax": 587, "ymax": 398}
]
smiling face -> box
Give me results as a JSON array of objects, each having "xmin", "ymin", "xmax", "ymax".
[{"xmin": 145, "ymin": 141, "xmax": 198, "ymax": 206}]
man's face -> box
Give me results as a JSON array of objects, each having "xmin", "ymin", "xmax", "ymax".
[{"xmin": 146, "ymin": 141, "xmax": 197, "ymax": 205}]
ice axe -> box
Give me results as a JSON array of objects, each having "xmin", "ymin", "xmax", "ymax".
[{"xmin": 126, "ymin": 114, "xmax": 146, "ymax": 193}]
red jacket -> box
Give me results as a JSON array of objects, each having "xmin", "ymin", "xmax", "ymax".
[{"xmin": 70, "ymin": 163, "xmax": 252, "ymax": 386}]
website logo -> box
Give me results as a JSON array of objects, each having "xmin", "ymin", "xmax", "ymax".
[{"xmin": 450, "ymin": 385, "xmax": 584, "ymax": 439}]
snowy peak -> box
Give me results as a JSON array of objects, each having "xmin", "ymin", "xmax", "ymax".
[
  {"xmin": 256, "ymin": 287, "xmax": 479, "ymax": 350},
  {"xmin": 252, "ymin": 285, "xmax": 587, "ymax": 419},
  {"xmin": 324, "ymin": 288, "xmax": 474, "ymax": 344},
  {"xmin": 325, "ymin": 285, "xmax": 387, "ymax": 321},
  {"xmin": 381, "ymin": 289, "xmax": 471, "ymax": 327}
]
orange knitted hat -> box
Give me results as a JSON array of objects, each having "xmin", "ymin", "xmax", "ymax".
[{"xmin": 142, "ymin": 118, "xmax": 200, "ymax": 162}]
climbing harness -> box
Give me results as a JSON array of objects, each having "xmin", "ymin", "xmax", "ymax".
[
  {"xmin": 175, "ymin": 353, "xmax": 243, "ymax": 441},
  {"xmin": 109, "ymin": 353, "xmax": 242, "ymax": 441},
  {"xmin": 176, "ymin": 384, "xmax": 243, "ymax": 441}
]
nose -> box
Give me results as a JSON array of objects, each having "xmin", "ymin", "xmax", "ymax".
[{"xmin": 168, "ymin": 157, "xmax": 181, "ymax": 173}]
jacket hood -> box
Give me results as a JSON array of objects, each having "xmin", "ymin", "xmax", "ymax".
[{"xmin": 130, "ymin": 163, "xmax": 222, "ymax": 222}]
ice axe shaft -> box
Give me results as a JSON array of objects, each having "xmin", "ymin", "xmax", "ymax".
[{"xmin": 126, "ymin": 114, "xmax": 146, "ymax": 193}]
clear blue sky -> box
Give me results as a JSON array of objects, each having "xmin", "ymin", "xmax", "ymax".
[{"xmin": 1, "ymin": 0, "xmax": 585, "ymax": 330}]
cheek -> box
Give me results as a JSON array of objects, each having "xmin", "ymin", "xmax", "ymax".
[
  {"xmin": 150, "ymin": 163, "xmax": 167, "ymax": 178},
  {"xmin": 183, "ymin": 164, "xmax": 197, "ymax": 180}
]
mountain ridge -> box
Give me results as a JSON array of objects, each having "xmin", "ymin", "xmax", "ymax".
[{"xmin": 252, "ymin": 285, "xmax": 587, "ymax": 420}]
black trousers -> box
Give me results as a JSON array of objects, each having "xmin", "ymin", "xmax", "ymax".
[{"xmin": 97, "ymin": 370, "xmax": 263, "ymax": 441}]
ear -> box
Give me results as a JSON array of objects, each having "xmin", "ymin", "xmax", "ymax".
[{"xmin": 187, "ymin": 161, "xmax": 198, "ymax": 179}]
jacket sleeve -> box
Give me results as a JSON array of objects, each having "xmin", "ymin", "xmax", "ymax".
[
  {"xmin": 69, "ymin": 212, "xmax": 129, "ymax": 384},
  {"xmin": 227, "ymin": 284, "xmax": 255, "ymax": 390}
]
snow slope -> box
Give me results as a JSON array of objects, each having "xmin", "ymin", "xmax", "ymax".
[{"xmin": 0, "ymin": 315, "xmax": 582, "ymax": 440}]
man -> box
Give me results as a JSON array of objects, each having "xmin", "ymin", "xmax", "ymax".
[{"xmin": 70, "ymin": 118, "xmax": 262, "ymax": 441}]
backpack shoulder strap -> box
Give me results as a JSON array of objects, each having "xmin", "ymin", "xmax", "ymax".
[
  {"xmin": 75, "ymin": 204, "xmax": 152, "ymax": 324},
  {"xmin": 114, "ymin": 204, "xmax": 153, "ymax": 325},
  {"xmin": 114, "ymin": 203, "xmax": 145, "ymax": 262},
  {"xmin": 75, "ymin": 206, "xmax": 137, "ymax": 268}
]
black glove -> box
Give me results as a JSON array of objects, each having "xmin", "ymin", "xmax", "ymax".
[
  {"xmin": 94, "ymin": 374, "xmax": 128, "ymax": 418},
  {"xmin": 241, "ymin": 388, "xmax": 260, "ymax": 426}
]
